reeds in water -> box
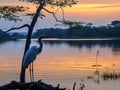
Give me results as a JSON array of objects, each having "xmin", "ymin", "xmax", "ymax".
[{"xmin": 101, "ymin": 72, "xmax": 120, "ymax": 80}]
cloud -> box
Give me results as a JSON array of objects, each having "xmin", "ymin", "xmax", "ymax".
[{"xmin": 92, "ymin": 5, "xmax": 120, "ymax": 8}]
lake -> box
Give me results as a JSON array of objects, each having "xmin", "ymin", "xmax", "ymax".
[{"xmin": 0, "ymin": 39, "xmax": 120, "ymax": 90}]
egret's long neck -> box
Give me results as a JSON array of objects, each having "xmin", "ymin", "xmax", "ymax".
[{"xmin": 38, "ymin": 39, "xmax": 43, "ymax": 54}]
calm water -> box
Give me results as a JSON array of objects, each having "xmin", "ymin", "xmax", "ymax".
[{"xmin": 0, "ymin": 39, "xmax": 120, "ymax": 90}]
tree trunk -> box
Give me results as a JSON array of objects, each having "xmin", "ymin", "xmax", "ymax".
[{"xmin": 20, "ymin": 2, "xmax": 45, "ymax": 83}]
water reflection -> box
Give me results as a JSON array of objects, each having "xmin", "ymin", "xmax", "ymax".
[
  {"xmin": 41, "ymin": 39, "xmax": 120, "ymax": 83},
  {"xmin": 43, "ymin": 39, "xmax": 120, "ymax": 51},
  {"xmin": 1, "ymin": 39, "xmax": 120, "ymax": 90}
]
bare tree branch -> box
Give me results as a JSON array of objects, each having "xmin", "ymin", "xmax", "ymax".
[
  {"xmin": 55, "ymin": 7, "xmax": 61, "ymax": 14},
  {"xmin": 55, "ymin": 6, "xmax": 65, "ymax": 20},
  {"xmin": 43, "ymin": 7, "xmax": 64, "ymax": 23},
  {"xmin": 60, "ymin": 7, "xmax": 65, "ymax": 20},
  {"xmin": 0, "ymin": 24, "xmax": 30, "ymax": 33}
]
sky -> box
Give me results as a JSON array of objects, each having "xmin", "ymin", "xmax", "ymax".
[{"xmin": 0, "ymin": 0, "xmax": 120, "ymax": 32}]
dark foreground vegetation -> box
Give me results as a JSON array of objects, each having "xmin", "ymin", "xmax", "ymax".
[
  {"xmin": 0, "ymin": 80, "xmax": 66, "ymax": 90},
  {"xmin": 0, "ymin": 80, "xmax": 85, "ymax": 90}
]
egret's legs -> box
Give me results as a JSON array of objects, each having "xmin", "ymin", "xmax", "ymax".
[
  {"xmin": 31, "ymin": 62, "xmax": 34, "ymax": 82},
  {"xmin": 29, "ymin": 63, "xmax": 32, "ymax": 82}
]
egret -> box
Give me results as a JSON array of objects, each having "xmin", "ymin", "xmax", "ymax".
[{"xmin": 23, "ymin": 36, "xmax": 44, "ymax": 82}]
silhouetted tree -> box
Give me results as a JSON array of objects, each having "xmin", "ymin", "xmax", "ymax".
[
  {"xmin": 111, "ymin": 20, "xmax": 120, "ymax": 27},
  {"xmin": 19, "ymin": 0, "xmax": 79, "ymax": 83},
  {"xmin": 0, "ymin": 0, "xmax": 79, "ymax": 83},
  {"xmin": 0, "ymin": 6, "xmax": 28, "ymax": 21}
]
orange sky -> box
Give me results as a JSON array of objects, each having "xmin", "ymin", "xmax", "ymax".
[
  {"xmin": 62, "ymin": 3, "xmax": 120, "ymax": 25},
  {"xmin": 0, "ymin": 0, "xmax": 120, "ymax": 29}
]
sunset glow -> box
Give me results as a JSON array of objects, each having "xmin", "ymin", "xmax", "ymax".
[
  {"xmin": 0, "ymin": 0, "xmax": 120, "ymax": 27},
  {"xmin": 0, "ymin": 1, "xmax": 120, "ymax": 89}
]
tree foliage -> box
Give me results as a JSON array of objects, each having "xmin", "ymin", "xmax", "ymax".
[
  {"xmin": 63, "ymin": 20, "xmax": 84, "ymax": 28},
  {"xmin": 20, "ymin": 0, "xmax": 78, "ymax": 6},
  {"xmin": 0, "ymin": 6, "xmax": 28, "ymax": 21},
  {"xmin": 111, "ymin": 20, "xmax": 120, "ymax": 27}
]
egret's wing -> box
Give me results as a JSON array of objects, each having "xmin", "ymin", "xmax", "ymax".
[{"xmin": 23, "ymin": 46, "xmax": 38, "ymax": 68}]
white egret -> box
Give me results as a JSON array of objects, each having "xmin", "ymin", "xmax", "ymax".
[{"xmin": 23, "ymin": 36, "xmax": 44, "ymax": 82}]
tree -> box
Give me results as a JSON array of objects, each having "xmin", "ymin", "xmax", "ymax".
[
  {"xmin": 111, "ymin": 20, "xmax": 120, "ymax": 27},
  {"xmin": 0, "ymin": 0, "xmax": 79, "ymax": 83}
]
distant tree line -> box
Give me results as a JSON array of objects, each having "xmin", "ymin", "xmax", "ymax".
[
  {"xmin": 0, "ymin": 31, "xmax": 27, "ymax": 41},
  {"xmin": 33, "ymin": 28, "xmax": 68, "ymax": 38},
  {"xmin": 0, "ymin": 31, "xmax": 11, "ymax": 41},
  {"xmin": 0, "ymin": 20, "xmax": 120, "ymax": 41},
  {"xmin": 33, "ymin": 20, "xmax": 120, "ymax": 38}
]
